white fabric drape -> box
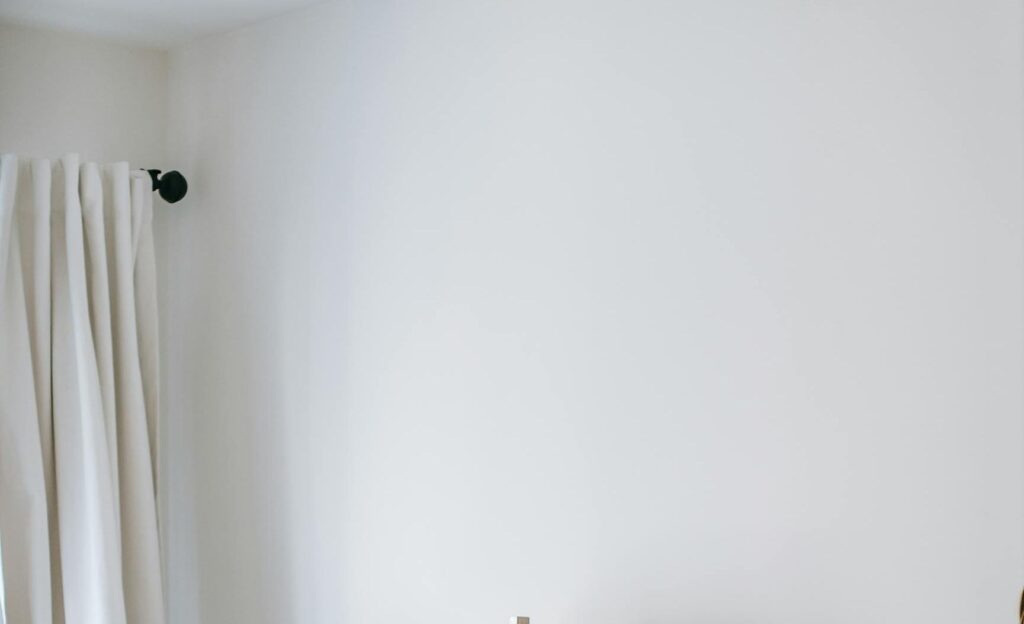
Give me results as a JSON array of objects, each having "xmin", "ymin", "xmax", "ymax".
[{"xmin": 0, "ymin": 154, "xmax": 164, "ymax": 624}]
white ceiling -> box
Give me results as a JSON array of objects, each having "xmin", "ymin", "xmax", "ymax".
[{"xmin": 0, "ymin": 0, "xmax": 326, "ymax": 48}]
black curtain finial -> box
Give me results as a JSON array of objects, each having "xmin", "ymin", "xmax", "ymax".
[{"xmin": 147, "ymin": 169, "xmax": 188, "ymax": 203}]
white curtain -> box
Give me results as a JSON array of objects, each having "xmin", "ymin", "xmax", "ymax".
[{"xmin": 0, "ymin": 154, "xmax": 164, "ymax": 624}]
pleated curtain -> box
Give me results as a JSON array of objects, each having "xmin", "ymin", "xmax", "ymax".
[{"xmin": 0, "ymin": 154, "xmax": 164, "ymax": 624}]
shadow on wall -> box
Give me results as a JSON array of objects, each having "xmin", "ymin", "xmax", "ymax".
[{"xmin": 164, "ymin": 190, "xmax": 303, "ymax": 623}]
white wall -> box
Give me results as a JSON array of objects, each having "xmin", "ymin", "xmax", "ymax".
[
  {"xmin": 0, "ymin": 22, "xmax": 167, "ymax": 166},
  {"xmin": 164, "ymin": 1, "xmax": 1024, "ymax": 622}
]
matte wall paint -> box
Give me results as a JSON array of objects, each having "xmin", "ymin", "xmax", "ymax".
[
  {"xmin": 0, "ymin": 22, "xmax": 167, "ymax": 166},
  {"xmin": 162, "ymin": 1, "xmax": 1023, "ymax": 622}
]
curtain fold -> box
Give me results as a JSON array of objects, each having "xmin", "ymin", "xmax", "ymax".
[{"xmin": 0, "ymin": 154, "xmax": 164, "ymax": 624}]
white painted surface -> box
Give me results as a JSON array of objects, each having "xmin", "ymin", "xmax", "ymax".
[
  {"xmin": 0, "ymin": 22, "xmax": 167, "ymax": 165},
  {"xmin": 0, "ymin": 0, "xmax": 325, "ymax": 48},
  {"xmin": 153, "ymin": 1, "xmax": 1020, "ymax": 622}
]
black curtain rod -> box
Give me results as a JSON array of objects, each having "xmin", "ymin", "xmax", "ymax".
[{"xmin": 146, "ymin": 169, "xmax": 187, "ymax": 203}]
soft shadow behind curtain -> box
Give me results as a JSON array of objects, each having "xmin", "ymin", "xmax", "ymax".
[{"xmin": 0, "ymin": 154, "xmax": 163, "ymax": 624}]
